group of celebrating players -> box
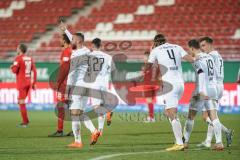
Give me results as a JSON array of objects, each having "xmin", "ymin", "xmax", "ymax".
[{"xmin": 11, "ymin": 21, "xmax": 233, "ymax": 151}]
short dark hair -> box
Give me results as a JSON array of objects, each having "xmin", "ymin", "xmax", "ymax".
[
  {"xmin": 188, "ymin": 39, "xmax": 200, "ymax": 49},
  {"xmin": 144, "ymin": 51, "xmax": 150, "ymax": 55},
  {"xmin": 19, "ymin": 44, "xmax": 27, "ymax": 53},
  {"xmin": 62, "ymin": 34, "xmax": 71, "ymax": 44},
  {"xmin": 92, "ymin": 38, "xmax": 101, "ymax": 49},
  {"xmin": 199, "ymin": 36, "xmax": 213, "ymax": 44},
  {"xmin": 154, "ymin": 34, "xmax": 166, "ymax": 44},
  {"xmin": 75, "ymin": 32, "xmax": 84, "ymax": 42}
]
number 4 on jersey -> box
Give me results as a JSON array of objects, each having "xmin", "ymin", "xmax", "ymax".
[{"xmin": 167, "ymin": 49, "xmax": 176, "ymax": 65}]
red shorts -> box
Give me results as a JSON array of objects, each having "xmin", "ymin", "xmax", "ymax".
[{"xmin": 18, "ymin": 85, "xmax": 31, "ymax": 100}]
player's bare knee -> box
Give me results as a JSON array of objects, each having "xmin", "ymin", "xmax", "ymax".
[
  {"xmin": 166, "ymin": 111, "xmax": 177, "ymax": 121},
  {"xmin": 18, "ymin": 99, "xmax": 25, "ymax": 105},
  {"xmin": 202, "ymin": 111, "xmax": 208, "ymax": 121},
  {"xmin": 71, "ymin": 109, "xmax": 82, "ymax": 116},
  {"xmin": 208, "ymin": 110, "xmax": 218, "ymax": 121},
  {"xmin": 188, "ymin": 110, "xmax": 197, "ymax": 120},
  {"xmin": 70, "ymin": 110, "xmax": 83, "ymax": 121},
  {"xmin": 146, "ymin": 98, "xmax": 153, "ymax": 103}
]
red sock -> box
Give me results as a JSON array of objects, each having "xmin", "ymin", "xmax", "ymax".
[
  {"xmin": 148, "ymin": 103, "xmax": 154, "ymax": 119},
  {"xmin": 57, "ymin": 107, "xmax": 64, "ymax": 132},
  {"xmin": 19, "ymin": 104, "xmax": 29, "ymax": 124}
]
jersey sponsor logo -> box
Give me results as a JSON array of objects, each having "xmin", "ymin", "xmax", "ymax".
[{"xmin": 62, "ymin": 57, "xmax": 69, "ymax": 62}]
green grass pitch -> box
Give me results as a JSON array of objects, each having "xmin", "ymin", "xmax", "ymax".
[{"xmin": 0, "ymin": 111, "xmax": 239, "ymax": 160}]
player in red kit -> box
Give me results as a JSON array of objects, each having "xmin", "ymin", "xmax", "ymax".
[
  {"xmin": 48, "ymin": 34, "xmax": 72, "ymax": 137},
  {"xmin": 11, "ymin": 44, "xmax": 37, "ymax": 128},
  {"xmin": 142, "ymin": 51, "xmax": 161, "ymax": 122}
]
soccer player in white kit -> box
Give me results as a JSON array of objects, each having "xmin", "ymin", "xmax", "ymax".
[
  {"xmin": 59, "ymin": 22, "xmax": 100, "ymax": 148},
  {"xmin": 197, "ymin": 37, "xmax": 233, "ymax": 147},
  {"xmin": 89, "ymin": 38, "xmax": 115, "ymax": 136},
  {"xmin": 183, "ymin": 39, "xmax": 224, "ymax": 150},
  {"xmin": 148, "ymin": 34, "xmax": 194, "ymax": 151}
]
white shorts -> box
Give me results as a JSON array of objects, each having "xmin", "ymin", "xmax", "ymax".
[
  {"xmin": 90, "ymin": 86, "xmax": 108, "ymax": 106},
  {"xmin": 69, "ymin": 87, "xmax": 89, "ymax": 110},
  {"xmin": 163, "ymin": 82, "xmax": 184, "ymax": 109},
  {"xmin": 189, "ymin": 96, "xmax": 218, "ymax": 112},
  {"xmin": 69, "ymin": 95, "xmax": 88, "ymax": 110}
]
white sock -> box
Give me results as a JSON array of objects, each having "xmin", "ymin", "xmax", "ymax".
[
  {"xmin": 205, "ymin": 124, "xmax": 214, "ymax": 144},
  {"xmin": 98, "ymin": 115, "xmax": 105, "ymax": 131},
  {"xmin": 72, "ymin": 121, "xmax": 81, "ymax": 143},
  {"xmin": 171, "ymin": 119, "xmax": 183, "ymax": 145},
  {"xmin": 83, "ymin": 115, "xmax": 96, "ymax": 133},
  {"xmin": 183, "ymin": 119, "xmax": 194, "ymax": 143},
  {"xmin": 212, "ymin": 119, "xmax": 222, "ymax": 144},
  {"xmin": 206, "ymin": 117, "xmax": 212, "ymax": 125},
  {"xmin": 221, "ymin": 123, "xmax": 229, "ymax": 134}
]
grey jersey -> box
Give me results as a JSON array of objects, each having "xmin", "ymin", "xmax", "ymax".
[
  {"xmin": 192, "ymin": 52, "xmax": 217, "ymax": 97},
  {"xmin": 209, "ymin": 50, "xmax": 224, "ymax": 83},
  {"xmin": 67, "ymin": 46, "xmax": 91, "ymax": 86},
  {"xmin": 87, "ymin": 50, "xmax": 113, "ymax": 88}
]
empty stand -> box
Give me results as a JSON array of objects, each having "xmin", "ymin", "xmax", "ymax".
[
  {"xmin": 0, "ymin": 0, "xmax": 84, "ymax": 59},
  {"xmin": 0, "ymin": 0, "xmax": 239, "ymax": 60}
]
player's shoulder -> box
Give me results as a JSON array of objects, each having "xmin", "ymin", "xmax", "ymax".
[
  {"xmin": 209, "ymin": 50, "xmax": 220, "ymax": 55},
  {"xmin": 63, "ymin": 47, "xmax": 72, "ymax": 53},
  {"xmin": 93, "ymin": 50, "xmax": 111, "ymax": 58},
  {"xmin": 209, "ymin": 50, "xmax": 222, "ymax": 58},
  {"xmin": 164, "ymin": 42, "xmax": 183, "ymax": 49},
  {"xmin": 15, "ymin": 55, "xmax": 22, "ymax": 60},
  {"xmin": 195, "ymin": 52, "xmax": 208, "ymax": 64},
  {"xmin": 22, "ymin": 55, "xmax": 32, "ymax": 61},
  {"xmin": 82, "ymin": 46, "xmax": 91, "ymax": 53},
  {"xmin": 62, "ymin": 47, "xmax": 72, "ymax": 57},
  {"xmin": 72, "ymin": 46, "xmax": 90, "ymax": 57},
  {"xmin": 198, "ymin": 52, "xmax": 208, "ymax": 58},
  {"xmin": 101, "ymin": 51, "xmax": 112, "ymax": 59}
]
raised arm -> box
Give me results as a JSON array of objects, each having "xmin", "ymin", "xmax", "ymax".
[
  {"xmin": 59, "ymin": 21, "xmax": 73, "ymax": 42},
  {"xmin": 183, "ymin": 54, "xmax": 195, "ymax": 63},
  {"xmin": 178, "ymin": 46, "xmax": 195, "ymax": 63}
]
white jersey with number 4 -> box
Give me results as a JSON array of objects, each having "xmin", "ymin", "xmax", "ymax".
[
  {"xmin": 148, "ymin": 43, "xmax": 187, "ymax": 84},
  {"xmin": 148, "ymin": 43, "xmax": 187, "ymax": 109}
]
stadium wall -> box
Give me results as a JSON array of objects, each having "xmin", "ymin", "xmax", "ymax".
[{"xmin": 0, "ymin": 61, "xmax": 239, "ymax": 113}]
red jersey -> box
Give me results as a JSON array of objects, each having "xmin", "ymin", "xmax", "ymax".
[
  {"xmin": 11, "ymin": 54, "xmax": 37, "ymax": 89},
  {"xmin": 57, "ymin": 47, "xmax": 72, "ymax": 92}
]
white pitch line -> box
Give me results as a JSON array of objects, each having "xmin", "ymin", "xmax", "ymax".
[{"xmin": 88, "ymin": 148, "xmax": 203, "ymax": 160}]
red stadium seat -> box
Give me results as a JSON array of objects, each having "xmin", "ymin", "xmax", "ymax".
[{"xmin": 0, "ymin": 0, "xmax": 239, "ymax": 61}]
